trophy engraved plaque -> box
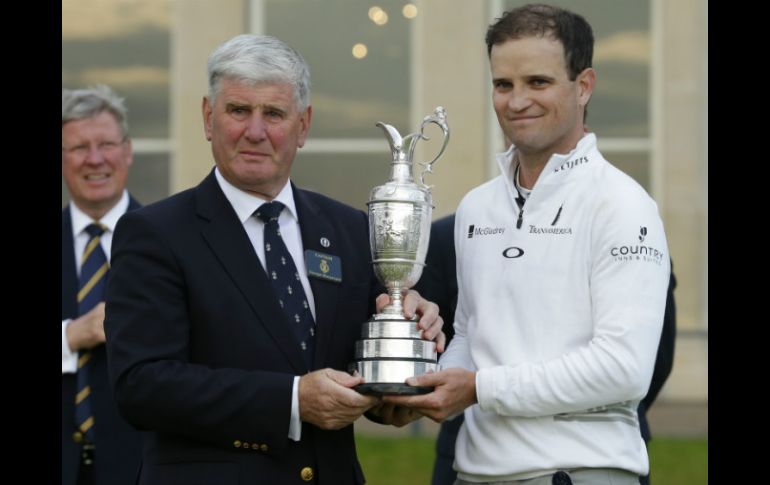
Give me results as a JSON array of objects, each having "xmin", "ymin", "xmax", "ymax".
[{"xmin": 350, "ymin": 106, "xmax": 450, "ymax": 395}]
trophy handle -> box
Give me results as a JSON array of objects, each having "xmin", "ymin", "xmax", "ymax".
[{"xmin": 415, "ymin": 106, "xmax": 450, "ymax": 187}]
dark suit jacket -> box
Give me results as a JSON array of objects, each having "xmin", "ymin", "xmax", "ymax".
[
  {"xmin": 104, "ymin": 171, "xmax": 379, "ymax": 485},
  {"xmin": 413, "ymin": 215, "xmax": 459, "ymax": 485},
  {"xmin": 62, "ymin": 197, "xmax": 143, "ymax": 485},
  {"xmin": 414, "ymin": 214, "xmax": 677, "ymax": 485},
  {"xmin": 638, "ymin": 268, "xmax": 677, "ymax": 442},
  {"xmin": 416, "ymin": 215, "xmax": 458, "ymax": 343}
]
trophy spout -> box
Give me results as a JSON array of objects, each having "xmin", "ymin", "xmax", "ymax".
[{"xmin": 376, "ymin": 122, "xmax": 405, "ymax": 161}]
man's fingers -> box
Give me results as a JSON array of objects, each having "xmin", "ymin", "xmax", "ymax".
[
  {"xmin": 434, "ymin": 331, "xmax": 446, "ymax": 353},
  {"xmin": 405, "ymin": 371, "xmax": 441, "ymax": 388},
  {"xmin": 393, "ymin": 405, "xmax": 421, "ymax": 427},
  {"xmin": 375, "ymin": 293, "xmax": 391, "ymax": 312},
  {"xmin": 299, "ymin": 370, "xmax": 380, "ymax": 429},
  {"xmin": 406, "ymin": 290, "xmax": 440, "ymax": 331},
  {"xmin": 326, "ymin": 368, "xmax": 364, "ymax": 388},
  {"xmin": 375, "ymin": 402, "xmax": 395, "ymax": 422},
  {"xmin": 401, "ymin": 289, "xmax": 420, "ymax": 319}
]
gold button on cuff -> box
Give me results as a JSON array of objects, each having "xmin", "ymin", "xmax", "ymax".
[
  {"xmin": 72, "ymin": 431, "xmax": 84, "ymax": 444},
  {"xmin": 300, "ymin": 466, "xmax": 314, "ymax": 481},
  {"xmin": 260, "ymin": 443, "xmax": 268, "ymax": 452},
  {"xmin": 242, "ymin": 442, "xmax": 250, "ymax": 449},
  {"xmin": 251, "ymin": 443, "xmax": 259, "ymax": 450},
  {"xmin": 233, "ymin": 440, "xmax": 242, "ymax": 448}
]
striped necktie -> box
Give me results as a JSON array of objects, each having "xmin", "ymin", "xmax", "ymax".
[
  {"xmin": 74, "ymin": 223, "xmax": 109, "ymax": 444},
  {"xmin": 255, "ymin": 202, "xmax": 316, "ymax": 369}
]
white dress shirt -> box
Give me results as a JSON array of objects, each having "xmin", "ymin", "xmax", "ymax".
[
  {"xmin": 61, "ymin": 190, "xmax": 130, "ymax": 374},
  {"xmin": 214, "ymin": 168, "xmax": 313, "ymax": 442}
]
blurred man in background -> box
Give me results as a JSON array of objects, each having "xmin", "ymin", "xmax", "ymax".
[{"xmin": 62, "ymin": 84, "xmax": 142, "ymax": 485}]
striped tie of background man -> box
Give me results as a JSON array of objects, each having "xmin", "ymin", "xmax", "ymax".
[{"xmin": 74, "ymin": 223, "xmax": 109, "ymax": 444}]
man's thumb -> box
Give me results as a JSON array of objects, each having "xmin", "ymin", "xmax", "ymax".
[{"xmin": 405, "ymin": 371, "xmax": 437, "ymax": 387}]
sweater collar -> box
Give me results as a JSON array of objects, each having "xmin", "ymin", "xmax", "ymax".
[{"xmin": 496, "ymin": 133, "xmax": 599, "ymax": 192}]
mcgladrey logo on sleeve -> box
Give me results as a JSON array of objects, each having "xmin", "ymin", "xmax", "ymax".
[
  {"xmin": 610, "ymin": 227, "xmax": 664, "ymax": 265},
  {"xmin": 467, "ymin": 224, "xmax": 505, "ymax": 238}
]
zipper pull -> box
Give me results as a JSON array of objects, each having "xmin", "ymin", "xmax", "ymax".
[{"xmin": 514, "ymin": 193, "xmax": 525, "ymax": 230}]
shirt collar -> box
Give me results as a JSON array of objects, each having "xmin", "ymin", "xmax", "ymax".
[
  {"xmin": 496, "ymin": 132, "xmax": 597, "ymax": 184},
  {"xmin": 214, "ymin": 167, "xmax": 298, "ymax": 224},
  {"xmin": 69, "ymin": 190, "xmax": 129, "ymax": 238}
]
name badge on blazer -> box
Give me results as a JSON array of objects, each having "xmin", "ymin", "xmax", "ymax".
[{"xmin": 305, "ymin": 250, "xmax": 342, "ymax": 283}]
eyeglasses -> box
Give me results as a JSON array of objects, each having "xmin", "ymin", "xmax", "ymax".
[{"xmin": 62, "ymin": 139, "xmax": 126, "ymax": 157}]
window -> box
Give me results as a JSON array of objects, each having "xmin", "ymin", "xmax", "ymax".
[
  {"xmin": 62, "ymin": 0, "xmax": 171, "ymax": 206},
  {"xmin": 263, "ymin": 0, "xmax": 415, "ymax": 209}
]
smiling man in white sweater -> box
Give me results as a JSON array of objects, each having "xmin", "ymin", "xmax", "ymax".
[{"xmin": 385, "ymin": 5, "xmax": 670, "ymax": 485}]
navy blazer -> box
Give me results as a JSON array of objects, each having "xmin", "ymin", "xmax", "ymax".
[
  {"xmin": 105, "ymin": 171, "xmax": 379, "ymax": 485},
  {"xmin": 62, "ymin": 197, "xmax": 143, "ymax": 485}
]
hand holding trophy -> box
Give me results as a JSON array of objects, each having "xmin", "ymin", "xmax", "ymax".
[{"xmin": 349, "ymin": 107, "xmax": 449, "ymax": 395}]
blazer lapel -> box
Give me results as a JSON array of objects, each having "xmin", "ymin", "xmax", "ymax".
[
  {"xmin": 195, "ymin": 173, "xmax": 307, "ymax": 374},
  {"xmin": 293, "ymin": 186, "xmax": 341, "ymax": 369}
]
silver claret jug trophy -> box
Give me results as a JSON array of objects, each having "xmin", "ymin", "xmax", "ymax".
[{"xmin": 350, "ymin": 106, "xmax": 450, "ymax": 395}]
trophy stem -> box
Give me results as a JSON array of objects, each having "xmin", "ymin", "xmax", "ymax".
[{"xmin": 379, "ymin": 286, "xmax": 407, "ymax": 318}]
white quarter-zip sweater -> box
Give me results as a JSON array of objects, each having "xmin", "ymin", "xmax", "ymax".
[{"xmin": 440, "ymin": 133, "xmax": 670, "ymax": 482}]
